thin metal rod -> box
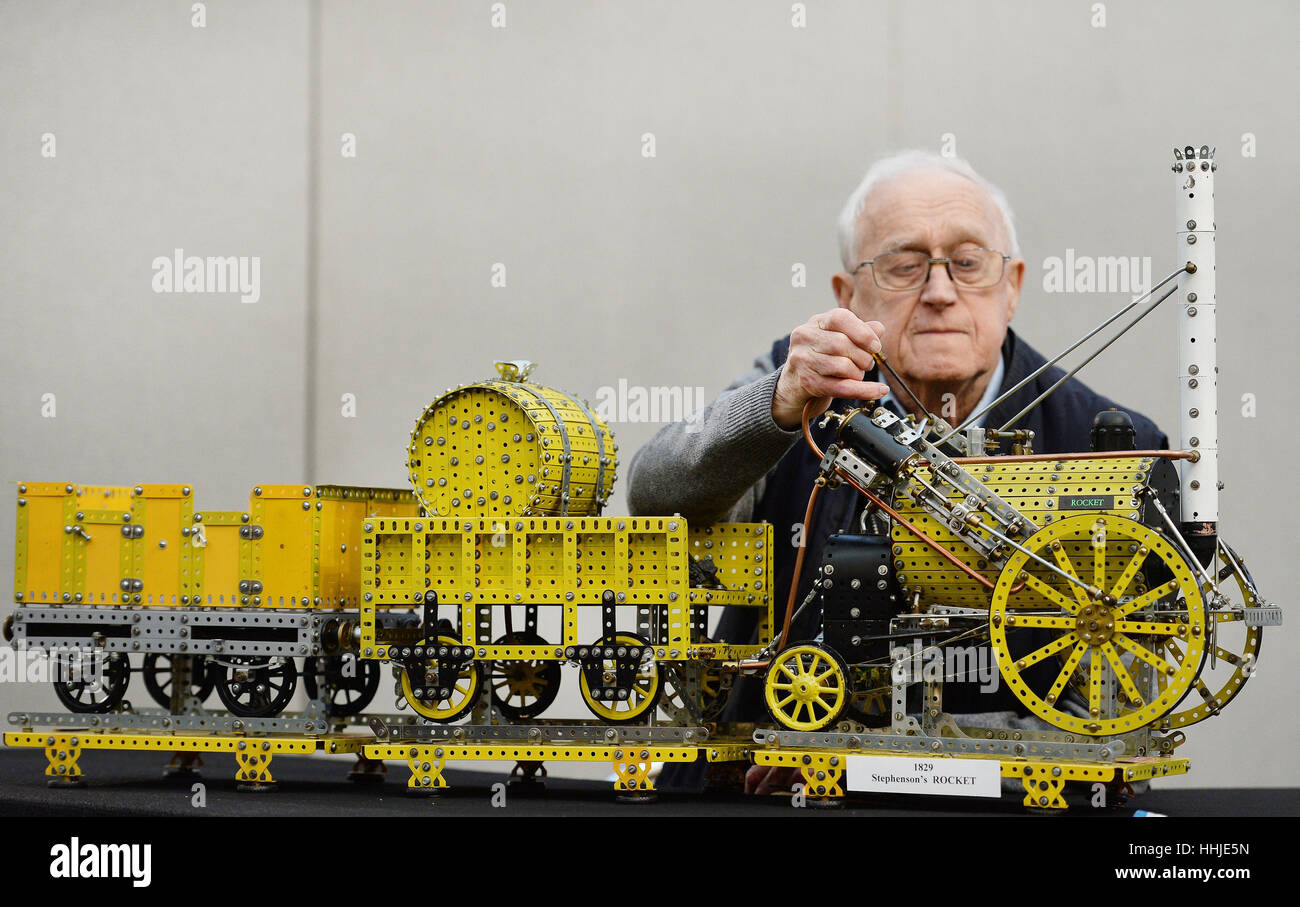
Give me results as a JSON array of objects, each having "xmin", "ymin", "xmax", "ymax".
[
  {"xmin": 977, "ymin": 520, "xmax": 1100, "ymax": 597},
  {"xmin": 1216, "ymin": 539, "xmax": 1256, "ymax": 597},
  {"xmin": 949, "ymin": 449, "xmax": 1192, "ymax": 465},
  {"xmin": 998, "ymin": 282, "xmax": 1179, "ymax": 432},
  {"xmin": 874, "ymin": 351, "xmax": 933, "ymax": 419},
  {"xmin": 1143, "ymin": 488, "xmax": 1220, "ymax": 595},
  {"xmin": 938, "ymin": 265, "xmax": 1188, "ymax": 444}
]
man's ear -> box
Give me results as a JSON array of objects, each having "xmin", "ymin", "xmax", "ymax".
[
  {"xmin": 831, "ymin": 272, "xmax": 855, "ymax": 310},
  {"xmin": 1004, "ymin": 258, "xmax": 1025, "ymax": 323}
]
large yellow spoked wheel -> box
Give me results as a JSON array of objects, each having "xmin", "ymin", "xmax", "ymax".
[
  {"xmin": 400, "ymin": 636, "xmax": 483, "ymax": 722},
  {"xmin": 764, "ymin": 642, "xmax": 850, "ymax": 732},
  {"xmin": 990, "ymin": 514, "xmax": 1206, "ymax": 737},
  {"xmin": 1159, "ymin": 543, "xmax": 1263, "ymax": 729},
  {"xmin": 578, "ymin": 633, "xmax": 661, "ymax": 723}
]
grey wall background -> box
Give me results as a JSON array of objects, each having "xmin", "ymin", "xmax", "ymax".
[{"xmin": 2, "ymin": 0, "xmax": 1296, "ymax": 791}]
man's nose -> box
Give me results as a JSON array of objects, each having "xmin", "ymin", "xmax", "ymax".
[{"xmin": 919, "ymin": 259, "xmax": 958, "ymax": 306}]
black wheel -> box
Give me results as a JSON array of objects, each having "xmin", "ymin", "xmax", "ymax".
[
  {"xmin": 303, "ymin": 655, "xmax": 380, "ymax": 717},
  {"xmin": 53, "ymin": 652, "xmax": 130, "ymax": 714},
  {"xmin": 841, "ymin": 665, "xmax": 892, "ymax": 728},
  {"xmin": 215, "ymin": 655, "xmax": 298, "ymax": 717},
  {"xmin": 487, "ymin": 632, "xmax": 561, "ymax": 720},
  {"xmin": 142, "ymin": 654, "xmax": 215, "ymax": 709}
]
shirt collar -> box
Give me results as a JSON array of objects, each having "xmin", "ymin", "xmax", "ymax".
[{"xmin": 878, "ymin": 355, "xmax": 1006, "ymax": 428}]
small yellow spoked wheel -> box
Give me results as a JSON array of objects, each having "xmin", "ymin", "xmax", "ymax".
[
  {"xmin": 764, "ymin": 642, "xmax": 850, "ymax": 732},
  {"xmin": 990, "ymin": 514, "xmax": 1206, "ymax": 737},
  {"xmin": 400, "ymin": 636, "xmax": 482, "ymax": 722},
  {"xmin": 578, "ymin": 633, "xmax": 661, "ymax": 723}
]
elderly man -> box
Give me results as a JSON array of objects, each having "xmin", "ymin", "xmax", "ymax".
[{"xmin": 627, "ymin": 150, "xmax": 1166, "ymax": 793}]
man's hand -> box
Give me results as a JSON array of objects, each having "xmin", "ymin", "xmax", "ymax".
[
  {"xmin": 772, "ymin": 309, "xmax": 891, "ymax": 430},
  {"xmin": 745, "ymin": 763, "xmax": 802, "ymax": 796}
]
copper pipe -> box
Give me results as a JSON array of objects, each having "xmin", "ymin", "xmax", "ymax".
[
  {"xmin": 950, "ymin": 450, "xmax": 1192, "ymax": 465},
  {"xmin": 776, "ymin": 480, "xmax": 823, "ymax": 651},
  {"xmin": 837, "ymin": 473, "xmax": 999, "ymax": 591},
  {"xmin": 801, "ymin": 399, "xmax": 825, "ymax": 460},
  {"xmin": 837, "ymin": 472, "xmax": 1027, "ymax": 594}
]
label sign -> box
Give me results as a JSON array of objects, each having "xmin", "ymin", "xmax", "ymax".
[
  {"xmin": 845, "ymin": 756, "xmax": 1002, "ymax": 798},
  {"xmin": 1058, "ymin": 495, "xmax": 1114, "ymax": 511}
]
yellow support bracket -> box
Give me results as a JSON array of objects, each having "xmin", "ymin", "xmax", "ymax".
[
  {"xmin": 611, "ymin": 748, "xmax": 654, "ymax": 792},
  {"xmin": 406, "ymin": 750, "xmax": 448, "ymax": 792},
  {"xmin": 753, "ymin": 750, "xmax": 845, "ymax": 799},
  {"xmin": 1021, "ymin": 773, "xmax": 1068, "ymax": 809},
  {"xmin": 44, "ymin": 743, "xmax": 82, "ymax": 784},
  {"xmin": 801, "ymin": 761, "xmax": 844, "ymax": 799},
  {"xmin": 235, "ymin": 750, "xmax": 276, "ymax": 787}
]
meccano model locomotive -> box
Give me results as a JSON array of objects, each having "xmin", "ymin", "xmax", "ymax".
[{"xmin": 3, "ymin": 146, "xmax": 1281, "ymax": 806}]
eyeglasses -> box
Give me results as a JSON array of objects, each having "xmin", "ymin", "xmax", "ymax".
[{"xmin": 851, "ymin": 248, "xmax": 1010, "ymax": 291}]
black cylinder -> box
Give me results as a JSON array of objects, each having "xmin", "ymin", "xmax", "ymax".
[
  {"xmin": 1090, "ymin": 408, "xmax": 1137, "ymax": 452},
  {"xmin": 837, "ymin": 411, "xmax": 917, "ymax": 476}
]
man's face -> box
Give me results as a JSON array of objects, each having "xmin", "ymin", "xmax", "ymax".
[{"xmin": 833, "ymin": 169, "xmax": 1025, "ymax": 388}]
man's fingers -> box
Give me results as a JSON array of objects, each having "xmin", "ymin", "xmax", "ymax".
[
  {"xmin": 800, "ymin": 363, "xmax": 890, "ymax": 401},
  {"xmin": 821, "ymin": 309, "xmax": 884, "ymax": 356},
  {"xmin": 822, "ymin": 378, "xmax": 891, "ymax": 401},
  {"xmin": 797, "ymin": 350, "xmax": 865, "ymax": 383},
  {"xmin": 750, "ymin": 765, "xmax": 802, "ymax": 796},
  {"xmin": 808, "ymin": 328, "xmax": 876, "ymax": 372},
  {"xmin": 774, "ymin": 310, "xmax": 889, "ymax": 427},
  {"xmin": 744, "ymin": 764, "xmax": 771, "ymax": 794}
]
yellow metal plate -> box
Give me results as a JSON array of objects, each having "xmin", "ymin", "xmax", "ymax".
[{"xmin": 891, "ymin": 457, "xmax": 1155, "ymax": 608}]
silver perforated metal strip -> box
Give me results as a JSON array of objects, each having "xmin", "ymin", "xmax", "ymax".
[
  {"xmin": 567, "ymin": 392, "xmax": 608, "ymax": 510},
  {"xmin": 491, "ymin": 380, "xmax": 572, "ymax": 515}
]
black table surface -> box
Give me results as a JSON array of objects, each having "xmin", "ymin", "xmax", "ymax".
[{"xmin": 1, "ymin": 748, "xmax": 1295, "ymax": 817}]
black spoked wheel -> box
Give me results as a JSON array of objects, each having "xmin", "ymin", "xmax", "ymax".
[
  {"xmin": 487, "ymin": 632, "xmax": 562, "ymax": 721},
  {"xmin": 303, "ymin": 655, "xmax": 380, "ymax": 717},
  {"xmin": 142, "ymin": 653, "xmax": 216, "ymax": 709},
  {"xmin": 53, "ymin": 652, "xmax": 130, "ymax": 714},
  {"xmin": 215, "ymin": 656, "xmax": 298, "ymax": 717}
]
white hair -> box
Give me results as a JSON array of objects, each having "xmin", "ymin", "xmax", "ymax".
[{"xmin": 836, "ymin": 150, "xmax": 1021, "ymax": 269}]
